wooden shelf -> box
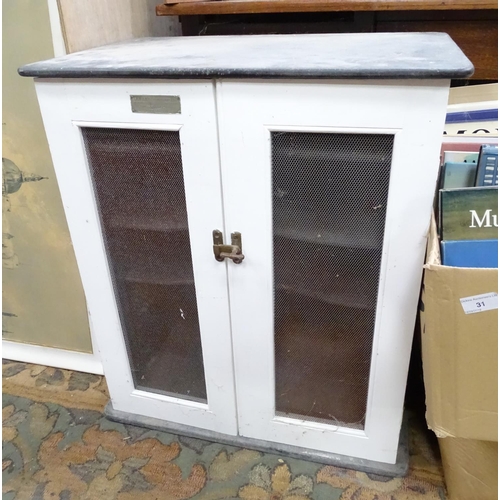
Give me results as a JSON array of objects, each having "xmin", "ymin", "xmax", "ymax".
[
  {"xmin": 276, "ymin": 259, "xmax": 377, "ymax": 310},
  {"xmin": 275, "ymin": 224, "xmax": 379, "ymax": 250},
  {"xmin": 157, "ymin": 0, "xmax": 496, "ymax": 16},
  {"xmin": 278, "ymin": 146, "xmax": 392, "ymax": 164},
  {"xmin": 135, "ymin": 348, "xmax": 207, "ymax": 403},
  {"xmin": 108, "ymin": 229, "xmax": 196, "ymax": 287},
  {"xmin": 277, "ymin": 283, "xmax": 373, "ymax": 309},
  {"xmin": 274, "ymin": 309, "xmax": 373, "ymax": 426},
  {"xmin": 274, "ymin": 232, "xmax": 379, "ymax": 309},
  {"xmin": 119, "ymin": 271, "xmax": 194, "ymax": 287},
  {"xmin": 115, "ymin": 255, "xmax": 195, "ymax": 286},
  {"xmin": 109, "ymin": 213, "xmax": 188, "ymax": 233},
  {"xmin": 156, "ymin": 3, "xmax": 497, "ymax": 81},
  {"xmin": 274, "ymin": 207, "xmax": 381, "ymax": 250},
  {"xmin": 120, "ymin": 280, "xmax": 207, "ymax": 403},
  {"xmin": 85, "ymin": 140, "xmax": 180, "ymax": 155},
  {"xmin": 274, "ymin": 210, "xmax": 379, "ymax": 250}
]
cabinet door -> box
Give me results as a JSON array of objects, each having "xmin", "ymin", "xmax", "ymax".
[
  {"xmin": 36, "ymin": 81, "xmax": 237, "ymax": 434},
  {"xmin": 217, "ymin": 79, "xmax": 449, "ymax": 462}
]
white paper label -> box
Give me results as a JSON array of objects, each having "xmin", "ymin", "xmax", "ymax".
[{"xmin": 460, "ymin": 292, "xmax": 498, "ymax": 315}]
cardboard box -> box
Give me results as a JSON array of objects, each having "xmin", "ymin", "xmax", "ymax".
[
  {"xmin": 420, "ymin": 215, "xmax": 498, "ymax": 500},
  {"xmin": 438, "ymin": 437, "xmax": 498, "ymax": 500},
  {"xmin": 420, "ymin": 215, "xmax": 498, "ymax": 441}
]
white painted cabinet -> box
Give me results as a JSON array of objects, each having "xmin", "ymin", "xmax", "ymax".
[
  {"xmin": 217, "ymin": 80, "xmax": 450, "ymax": 463},
  {"xmin": 22, "ymin": 34, "xmax": 472, "ymax": 468}
]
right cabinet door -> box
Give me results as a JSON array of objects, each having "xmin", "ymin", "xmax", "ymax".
[{"xmin": 217, "ymin": 79, "xmax": 449, "ymax": 463}]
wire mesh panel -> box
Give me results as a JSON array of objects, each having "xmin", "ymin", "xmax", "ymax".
[
  {"xmin": 272, "ymin": 132, "xmax": 394, "ymax": 428},
  {"xmin": 82, "ymin": 127, "xmax": 207, "ymax": 403}
]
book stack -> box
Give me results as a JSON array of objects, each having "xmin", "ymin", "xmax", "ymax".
[{"xmin": 439, "ymin": 84, "xmax": 498, "ymax": 268}]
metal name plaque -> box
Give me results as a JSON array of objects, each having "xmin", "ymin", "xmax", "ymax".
[{"xmin": 130, "ymin": 95, "xmax": 181, "ymax": 114}]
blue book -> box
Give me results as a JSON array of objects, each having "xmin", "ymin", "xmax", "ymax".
[
  {"xmin": 475, "ymin": 145, "xmax": 498, "ymax": 186},
  {"xmin": 441, "ymin": 239, "xmax": 498, "ymax": 268}
]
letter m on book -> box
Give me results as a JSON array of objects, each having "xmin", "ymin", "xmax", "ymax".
[{"xmin": 470, "ymin": 209, "xmax": 494, "ymax": 228}]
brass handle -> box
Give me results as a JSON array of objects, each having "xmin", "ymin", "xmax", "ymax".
[{"xmin": 213, "ymin": 230, "xmax": 245, "ymax": 264}]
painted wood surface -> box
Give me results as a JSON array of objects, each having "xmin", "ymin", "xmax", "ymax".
[
  {"xmin": 217, "ymin": 78, "xmax": 450, "ymax": 464},
  {"xmin": 34, "ymin": 80, "xmax": 238, "ymax": 434},
  {"xmin": 33, "ymin": 73, "xmax": 450, "ymax": 464},
  {"xmin": 2, "ymin": 340, "xmax": 104, "ymax": 375}
]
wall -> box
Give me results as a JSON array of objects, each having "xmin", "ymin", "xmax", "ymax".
[
  {"xmin": 2, "ymin": 0, "xmax": 92, "ymax": 352},
  {"xmin": 58, "ymin": 0, "xmax": 181, "ymax": 53}
]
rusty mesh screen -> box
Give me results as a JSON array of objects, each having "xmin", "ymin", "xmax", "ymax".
[
  {"xmin": 272, "ymin": 131, "xmax": 393, "ymax": 428},
  {"xmin": 82, "ymin": 127, "xmax": 207, "ymax": 403}
]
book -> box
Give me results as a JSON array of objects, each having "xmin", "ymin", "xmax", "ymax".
[
  {"xmin": 441, "ymin": 239, "xmax": 498, "ymax": 268},
  {"xmin": 443, "ymin": 151, "xmax": 479, "ymax": 164},
  {"xmin": 440, "ymin": 186, "xmax": 498, "ymax": 241},
  {"xmin": 440, "ymin": 159, "xmax": 478, "ymax": 189},
  {"xmin": 475, "ymin": 145, "xmax": 498, "ymax": 186},
  {"xmin": 440, "ymin": 137, "xmax": 498, "ymax": 165}
]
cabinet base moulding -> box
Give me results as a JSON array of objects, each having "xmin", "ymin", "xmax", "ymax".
[
  {"xmin": 104, "ymin": 401, "xmax": 409, "ymax": 477},
  {"xmin": 2, "ymin": 340, "xmax": 104, "ymax": 375}
]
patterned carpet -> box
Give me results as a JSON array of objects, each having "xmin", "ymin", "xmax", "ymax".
[{"xmin": 2, "ymin": 359, "xmax": 446, "ymax": 499}]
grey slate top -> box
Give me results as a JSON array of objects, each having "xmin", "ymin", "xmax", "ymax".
[{"xmin": 18, "ymin": 33, "xmax": 473, "ymax": 80}]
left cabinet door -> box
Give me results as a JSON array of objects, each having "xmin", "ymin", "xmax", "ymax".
[{"xmin": 35, "ymin": 80, "xmax": 237, "ymax": 434}]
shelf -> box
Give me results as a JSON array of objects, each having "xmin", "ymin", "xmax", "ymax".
[
  {"xmin": 275, "ymin": 235, "xmax": 379, "ymax": 310},
  {"xmin": 276, "ymin": 145, "xmax": 392, "ymax": 165},
  {"xmin": 274, "ymin": 205, "xmax": 382, "ymax": 250},
  {"xmin": 85, "ymin": 137, "xmax": 180, "ymax": 156},
  {"xmin": 275, "ymin": 312, "xmax": 373, "ymax": 427},
  {"xmin": 277, "ymin": 283, "xmax": 373, "ymax": 310},
  {"xmin": 108, "ymin": 213, "xmax": 188, "ymax": 233},
  {"xmin": 107, "ymin": 228, "xmax": 196, "ymax": 287},
  {"xmin": 119, "ymin": 279, "xmax": 207, "ymax": 403},
  {"xmin": 134, "ymin": 346, "xmax": 207, "ymax": 403},
  {"xmin": 157, "ymin": 0, "xmax": 496, "ymax": 16},
  {"xmin": 119, "ymin": 270, "xmax": 194, "ymax": 287},
  {"xmin": 113, "ymin": 253, "xmax": 195, "ymax": 286}
]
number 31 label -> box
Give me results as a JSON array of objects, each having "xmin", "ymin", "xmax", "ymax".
[{"xmin": 460, "ymin": 292, "xmax": 498, "ymax": 315}]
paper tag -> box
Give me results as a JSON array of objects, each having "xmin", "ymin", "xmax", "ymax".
[{"xmin": 460, "ymin": 292, "xmax": 498, "ymax": 315}]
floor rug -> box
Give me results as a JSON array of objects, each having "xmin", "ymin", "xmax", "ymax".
[{"xmin": 2, "ymin": 359, "xmax": 446, "ymax": 499}]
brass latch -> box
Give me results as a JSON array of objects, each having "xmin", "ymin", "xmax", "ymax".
[{"xmin": 213, "ymin": 230, "xmax": 244, "ymax": 264}]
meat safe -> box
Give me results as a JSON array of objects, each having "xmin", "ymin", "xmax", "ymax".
[{"xmin": 20, "ymin": 33, "xmax": 472, "ymax": 470}]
